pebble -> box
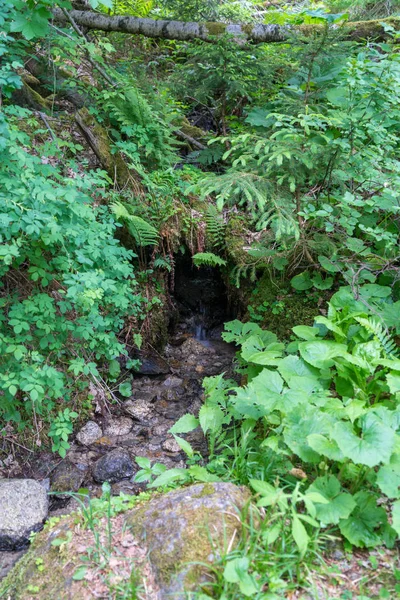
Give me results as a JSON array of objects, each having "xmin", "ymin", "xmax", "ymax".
[{"xmin": 76, "ymin": 421, "xmax": 102, "ymax": 446}]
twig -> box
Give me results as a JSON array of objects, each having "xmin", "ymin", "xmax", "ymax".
[
  {"xmin": 59, "ymin": 8, "xmax": 117, "ymax": 87},
  {"xmin": 38, "ymin": 111, "xmax": 59, "ymax": 146},
  {"xmin": 4, "ymin": 437, "xmax": 34, "ymax": 453}
]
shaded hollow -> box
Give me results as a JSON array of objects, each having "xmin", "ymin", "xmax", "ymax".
[{"xmin": 173, "ymin": 253, "xmax": 228, "ymax": 341}]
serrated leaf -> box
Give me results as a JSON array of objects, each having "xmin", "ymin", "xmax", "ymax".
[
  {"xmin": 169, "ymin": 413, "xmax": 199, "ymax": 434},
  {"xmin": 199, "ymin": 404, "xmax": 224, "ymax": 435},
  {"xmin": 172, "ymin": 434, "xmax": 194, "ymax": 457}
]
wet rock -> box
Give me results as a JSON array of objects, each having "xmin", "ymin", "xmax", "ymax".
[
  {"xmin": 75, "ymin": 421, "xmax": 102, "ymax": 446},
  {"xmin": 0, "ymin": 479, "xmax": 48, "ymax": 550},
  {"xmin": 103, "ymin": 416, "xmax": 133, "ymax": 437},
  {"xmin": 127, "ymin": 482, "xmax": 251, "ymax": 599},
  {"xmin": 50, "ymin": 460, "xmax": 86, "ymax": 493},
  {"xmin": 137, "ymin": 355, "xmax": 170, "ymax": 376},
  {"xmin": 123, "ymin": 398, "xmax": 154, "ymax": 422},
  {"xmin": 92, "ymin": 449, "xmax": 134, "ymax": 483}
]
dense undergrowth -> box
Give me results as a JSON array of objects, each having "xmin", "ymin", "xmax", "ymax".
[{"xmin": 2, "ymin": 0, "xmax": 400, "ymax": 597}]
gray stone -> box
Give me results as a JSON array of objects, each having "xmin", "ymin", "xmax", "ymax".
[
  {"xmin": 50, "ymin": 460, "xmax": 86, "ymax": 493},
  {"xmin": 92, "ymin": 448, "xmax": 134, "ymax": 483},
  {"xmin": 75, "ymin": 421, "xmax": 102, "ymax": 446},
  {"xmin": 127, "ymin": 482, "xmax": 251, "ymax": 599},
  {"xmin": 162, "ymin": 376, "xmax": 183, "ymax": 389},
  {"xmin": 0, "ymin": 479, "xmax": 49, "ymax": 550},
  {"xmin": 123, "ymin": 398, "xmax": 153, "ymax": 422},
  {"xmin": 103, "ymin": 416, "xmax": 133, "ymax": 437},
  {"xmin": 162, "ymin": 438, "xmax": 181, "ymax": 453}
]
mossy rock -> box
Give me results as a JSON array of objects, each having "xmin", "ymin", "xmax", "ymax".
[
  {"xmin": 1, "ymin": 483, "xmax": 251, "ymax": 600},
  {"xmin": 127, "ymin": 482, "xmax": 251, "ymax": 598}
]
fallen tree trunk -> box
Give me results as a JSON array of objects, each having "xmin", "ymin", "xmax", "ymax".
[{"xmin": 52, "ymin": 9, "xmax": 400, "ymax": 44}]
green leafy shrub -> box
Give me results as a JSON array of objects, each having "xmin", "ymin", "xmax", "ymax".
[
  {"xmin": 172, "ymin": 285, "xmax": 400, "ymax": 549},
  {"xmin": 0, "ymin": 104, "xmax": 143, "ymax": 431}
]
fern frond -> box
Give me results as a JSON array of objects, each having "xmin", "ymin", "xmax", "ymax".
[
  {"xmin": 356, "ymin": 316, "xmax": 399, "ymax": 357},
  {"xmin": 230, "ymin": 264, "xmax": 257, "ymax": 288},
  {"xmin": 153, "ymin": 256, "xmax": 172, "ymax": 272},
  {"xmin": 110, "ymin": 201, "xmax": 159, "ymax": 247},
  {"xmin": 193, "ymin": 252, "xmax": 227, "ymax": 268},
  {"xmin": 206, "ymin": 205, "xmax": 226, "ymax": 250}
]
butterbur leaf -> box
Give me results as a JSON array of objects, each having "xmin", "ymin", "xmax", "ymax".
[
  {"xmin": 333, "ymin": 414, "xmax": 395, "ymax": 467},
  {"xmin": 339, "ymin": 492, "xmax": 387, "ymax": 548},
  {"xmin": 291, "ymin": 272, "xmax": 313, "ymax": 290},
  {"xmin": 169, "ymin": 413, "xmax": 199, "ymax": 434},
  {"xmin": 292, "ymin": 326, "xmax": 319, "ymax": 341},
  {"xmin": 306, "ymin": 475, "xmax": 356, "ymax": 525},
  {"xmin": 307, "ymin": 434, "xmax": 344, "ymax": 461},
  {"xmin": 376, "ymin": 454, "xmax": 400, "ymax": 499},
  {"xmin": 387, "ymin": 372, "xmax": 400, "ymax": 394},
  {"xmin": 391, "ymin": 500, "xmax": 400, "ymax": 536},
  {"xmin": 299, "ymin": 340, "xmax": 347, "ymax": 369}
]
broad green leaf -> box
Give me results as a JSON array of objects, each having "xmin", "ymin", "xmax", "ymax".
[
  {"xmin": 333, "ymin": 414, "xmax": 395, "ymax": 467},
  {"xmin": 376, "ymin": 454, "xmax": 400, "ymax": 499},
  {"xmin": 169, "ymin": 414, "xmax": 199, "ymax": 434},
  {"xmin": 306, "ymin": 475, "xmax": 355, "ymax": 525},
  {"xmin": 299, "ymin": 340, "xmax": 347, "ymax": 369},
  {"xmin": 391, "ymin": 500, "xmax": 400, "ymax": 536},
  {"xmin": 387, "ymin": 372, "xmax": 400, "ymax": 394},
  {"xmin": 291, "ymin": 272, "xmax": 313, "ymax": 290},
  {"xmin": 223, "ymin": 557, "xmax": 259, "ymax": 596},
  {"xmin": 307, "ymin": 434, "xmax": 344, "ymax": 461},
  {"xmin": 292, "ymin": 325, "xmax": 320, "ymax": 340},
  {"xmin": 199, "ymin": 404, "xmax": 224, "ymax": 435},
  {"xmin": 339, "ymin": 492, "xmax": 386, "ymax": 548},
  {"xmin": 135, "ymin": 456, "xmax": 151, "ymax": 469},
  {"xmin": 231, "ymin": 369, "xmax": 284, "ymax": 419}
]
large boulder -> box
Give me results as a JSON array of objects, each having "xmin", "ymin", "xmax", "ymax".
[
  {"xmin": 127, "ymin": 482, "xmax": 251, "ymax": 598},
  {"xmin": 0, "ymin": 482, "xmax": 251, "ymax": 599},
  {"xmin": 0, "ymin": 479, "xmax": 48, "ymax": 550}
]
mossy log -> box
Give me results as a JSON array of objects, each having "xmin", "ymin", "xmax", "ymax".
[
  {"xmin": 52, "ymin": 10, "xmax": 400, "ymax": 44},
  {"xmin": 75, "ymin": 108, "xmax": 132, "ymax": 187}
]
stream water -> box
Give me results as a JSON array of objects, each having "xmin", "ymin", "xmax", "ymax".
[{"xmin": 0, "ymin": 265, "xmax": 236, "ymax": 580}]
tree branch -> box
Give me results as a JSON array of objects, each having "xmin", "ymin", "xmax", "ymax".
[{"xmin": 52, "ymin": 9, "xmax": 400, "ymax": 44}]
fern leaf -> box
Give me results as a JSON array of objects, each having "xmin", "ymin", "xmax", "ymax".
[
  {"xmin": 110, "ymin": 201, "xmax": 159, "ymax": 247},
  {"xmin": 356, "ymin": 316, "xmax": 399, "ymax": 357},
  {"xmin": 193, "ymin": 252, "xmax": 227, "ymax": 268}
]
